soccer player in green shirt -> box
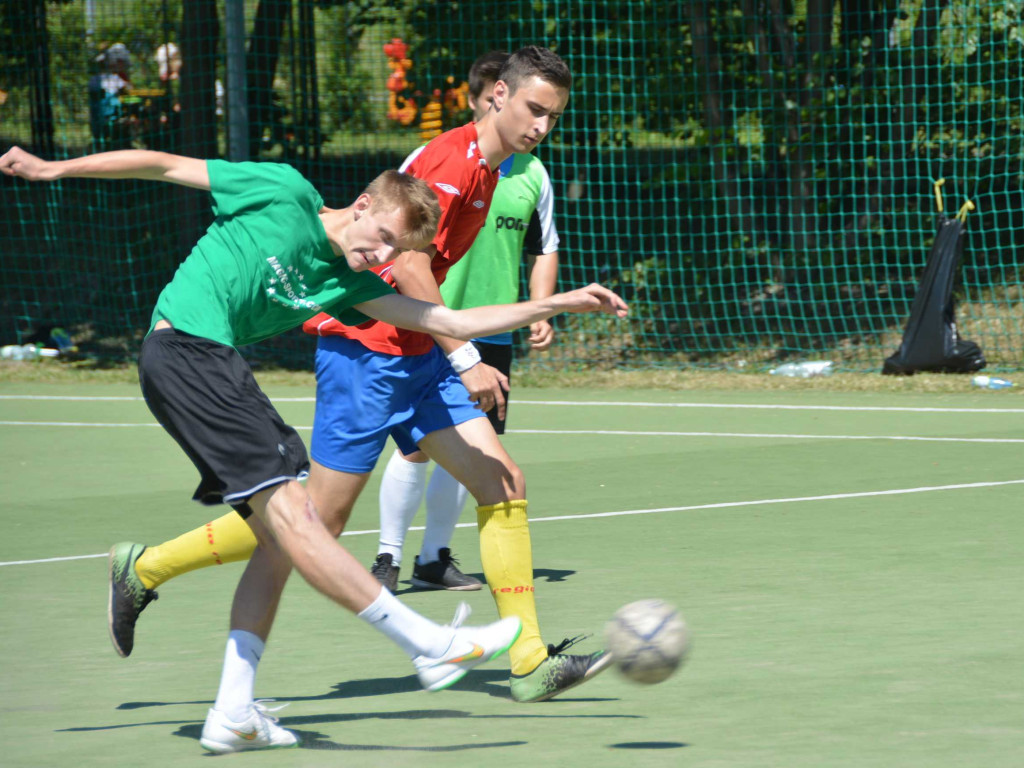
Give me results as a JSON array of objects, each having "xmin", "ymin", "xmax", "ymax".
[{"xmin": 0, "ymin": 144, "xmax": 626, "ymax": 753}]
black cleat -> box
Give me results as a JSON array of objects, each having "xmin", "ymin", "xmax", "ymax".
[
  {"xmin": 410, "ymin": 547, "xmax": 482, "ymax": 591},
  {"xmin": 369, "ymin": 553, "xmax": 400, "ymax": 593}
]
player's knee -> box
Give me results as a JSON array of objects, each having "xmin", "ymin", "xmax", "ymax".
[
  {"xmin": 262, "ymin": 480, "xmax": 318, "ymax": 535},
  {"xmin": 253, "ymin": 536, "xmax": 293, "ymax": 579},
  {"xmin": 474, "ymin": 460, "xmax": 524, "ymax": 503},
  {"xmin": 317, "ymin": 500, "xmax": 354, "ymax": 537},
  {"xmin": 505, "ymin": 462, "xmax": 526, "ymax": 498},
  {"xmin": 243, "ymin": 512, "xmax": 278, "ymax": 552}
]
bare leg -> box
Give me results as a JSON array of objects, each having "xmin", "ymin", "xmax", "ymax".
[
  {"xmin": 208, "ymin": 479, "xmax": 386, "ymax": 746},
  {"xmin": 238, "ymin": 479, "xmax": 380, "ymax": 628},
  {"xmin": 305, "ymin": 459, "xmax": 373, "ymax": 536},
  {"xmin": 418, "ymin": 419, "xmax": 546, "ymax": 674},
  {"xmin": 417, "ymin": 418, "xmax": 524, "ymax": 504},
  {"xmin": 232, "ymin": 477, "xmax": 463, "ymax": 659},
  {"xmin": 229, "ymin": 514, "xmax": 292, "ymax": 640},
  {"xmin": 204, "ymin": 476, "xmax": 523, "ymax": 752}
]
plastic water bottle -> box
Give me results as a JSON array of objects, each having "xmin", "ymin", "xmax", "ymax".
[
  {"xmin": 769, "ymin": 360, "xmax": 835, "ymax": 378},
  {"xmin": 971, "ymin": 375, "xmax": 1014, "ymax": 390},
  {"xmin": 0, "ymin": 344, "xmax": 43, "ymax": 361}
]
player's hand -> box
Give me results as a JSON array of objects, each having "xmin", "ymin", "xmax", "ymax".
[
  {"xmin": 0, "ymin": 146, "xmax": 57, "ymax": 181},
  {"xmin": 528, "ymin": 319, "xmax": 554, "ymax": 350},
  {"xmin": 557, "ymin": 283, "xmax": 629, "ymax": 317},
  {"xmin": 458, "ymin": 361, "xmax": 509, "ymax": 420}
]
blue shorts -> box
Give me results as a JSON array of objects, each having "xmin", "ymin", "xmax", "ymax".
[{"xmin": 311, "ymin": 336, "xmax": 484, "ymax": 473}]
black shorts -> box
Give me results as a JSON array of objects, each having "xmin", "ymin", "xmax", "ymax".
[
  {"xmin": 138, "ymin": 328, "xmax": 310, "ymax": 508},
  {"xmin": 473, "ymin": 341, "xmax": 514, "ymax": 435}
]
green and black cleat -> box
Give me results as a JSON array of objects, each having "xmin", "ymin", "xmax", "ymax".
[
  {"xmin": 107, "ymin": 542, "xmax": 158, "ymax": 657},
  {"xmin": 509, "ymin": 636, "xmax": 613, "ymax": 703}
]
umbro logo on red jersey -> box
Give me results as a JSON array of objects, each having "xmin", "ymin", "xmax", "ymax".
[
  {"xmin": 473, "ymin": 200, "xmax": 485, "ymax": 208},
  {"xmin": 435, "ymin": 182, "xmax": 460, "ymax": 195}
]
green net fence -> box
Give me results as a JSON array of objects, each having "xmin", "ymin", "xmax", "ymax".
[{"xmin": 2, "ymin": 0, "xmax": 1023, "ymax": 371}]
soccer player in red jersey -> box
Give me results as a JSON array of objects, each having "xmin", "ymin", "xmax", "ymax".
[{"xmin": 372, "ymin": 50, "xmax": 562, "ymax": 597}]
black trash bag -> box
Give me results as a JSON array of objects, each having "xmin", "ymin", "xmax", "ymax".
[{"xmin": 882, "ymin": 201, "xmax": 985, "ymax": 375}]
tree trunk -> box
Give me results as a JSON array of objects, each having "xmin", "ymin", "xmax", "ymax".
[
  {"xmin": 689, "ymin": 0, "xmax": 759, "ymax": 254},
  {"xmin": 26, "ymin": 0, "xmax": 54, "ymax": 156},
  {"xmin": 297, "ymin": 0, "xmax": 321, "ymax": 167},
  {"xmin": 838, "ymin": 0, "xmax": 908, "ymax": 247},
  {"xmin": 782, "ymin": 0, "xmax": 834, "ymax": 256},
  {"xmin": 858, "ymin": 0, "xmax": 945, "ymax": 219},
  {"xmin": 248, "ymin": 0, "xmax": 292, "ymax": 150},
  {"xmin": 177, "ymin": 0, "xmax": 220, "ymax": 252},
  {"xmin": 179, "ymin": 0, "xmax": 219, "ymax": 158}
]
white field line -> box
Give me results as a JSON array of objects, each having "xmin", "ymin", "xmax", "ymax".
[
  {"xmin": 1, "ymin": 420, "xmax": 1023, "ymax": 445},
  {"xmin": 507, "ymin": 429, "xmax": 1024, "ymax": 444},
  {"xmin": 520, "ymin": 403, "xmax": 1024, "ymax": 415},
  {"xmin": 0, "ymin": 421, "xmax": 163, "ymax": 427},
  {"xmin": 4, "ymin": 393, "xmax": 1024, "ymax": 414},
  {"xmin": 3, "ymin": 477, "xmax": 1024, "ymax": 568},
  {"xmin": 0, "ymin": 395, "xmax": 148, "ymax": 401}
]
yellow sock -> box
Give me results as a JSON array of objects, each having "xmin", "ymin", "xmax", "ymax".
[
  {"xmin": 134, "ymin": 511, "xmax": 258, "ymax": 589},
  {"xmin": 477, "ymin": 499, "xmax": 547, "ymax": 676}
]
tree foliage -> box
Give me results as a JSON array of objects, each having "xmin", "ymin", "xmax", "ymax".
[
  {"xmin": 399, "ymin": 0, "xmax": 1024, "ymax": 359},
  {"xmin": 3, "ymin": 0, "xmax": 1024, "ymax": 365}
]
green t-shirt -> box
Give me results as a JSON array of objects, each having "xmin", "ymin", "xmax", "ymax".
[
  {"xmin": 150, "ymin": 160, "xmax": 392, "ymax": 348},
  {"xmin": 440, "ymin": 153, "xmax": 558, "ymax": 344}
]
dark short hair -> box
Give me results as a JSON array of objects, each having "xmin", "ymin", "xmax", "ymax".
[
  {"xmin": 497, "ymin": 46, "xmax": 572, "ymax": 94},
  {"xmin": 468, "ymin": 50, "xmax": 509, "ymax": 98}
]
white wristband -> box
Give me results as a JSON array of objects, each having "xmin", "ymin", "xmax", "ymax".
[{"xmin": 447, "ymin": 342, "xmax": 481, "ymax": 373}]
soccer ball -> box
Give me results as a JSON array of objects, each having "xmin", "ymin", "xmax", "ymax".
[{"xmin": 604, "ymin": 599, "xmax": 689, "ymax": 684}]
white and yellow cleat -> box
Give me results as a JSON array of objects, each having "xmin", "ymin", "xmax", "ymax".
[
  {"xmin": 200, "ymin": 700, "xmax": 298, "ymax": 753},
  {"xmin": 413, "ymin": 603, "xmax": 522, "ymax": 692}
]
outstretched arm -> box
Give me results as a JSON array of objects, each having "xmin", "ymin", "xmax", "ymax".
[
  {"xmin": 0, "ymin": 146, "xmax": 210, "ymax": 190},
  {"xmin": 356, "ymin": 283, "xmax": 627, "ymax": 341}
]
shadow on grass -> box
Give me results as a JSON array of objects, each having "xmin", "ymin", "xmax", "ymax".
[
  {"xmin": 62, "ymin": 701, "xmax": 642, "ymax": 752},
  {"xmin": 171, "ymin": 711, "xmax": 527, "ymax": 752},
  {"xmin": 116, "ymin": 659, "xmax": 618, "ymax": 711},
  {"xmin": 609, "ymin": 741, "xmax": 688, "ymax": 749},
  {"xmin": 318, "ymin": 668, "xmax": 618, "ymax": 705},
  {"xmin": 390, "ymin": 567, "xmax": 577, "ymax": 595},
  {"xmin": 533, "ymin": 567, "xmax": 577, "ymax": 583}
]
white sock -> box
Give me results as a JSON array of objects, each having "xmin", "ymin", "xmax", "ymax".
[
  {"xmin": 212, "ymin": 630, "xmax": 265, "ymax": 722},
  {"xmin": 357, "ymin": 587, "xmax": 454, "ymax": 659},
  {"xmin": 378, "ymin": 450, "xmax": 429, "ymax": 565},
  {"xmin": 419, "ymin": 465, "xmax": 470, "ymax": 563}
]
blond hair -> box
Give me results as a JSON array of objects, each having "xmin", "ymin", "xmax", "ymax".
[{"xmin": 364, "ymin": 170, "xmax": 440, "ymax": 248}]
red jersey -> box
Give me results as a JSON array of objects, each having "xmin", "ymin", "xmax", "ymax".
[{"xmin": 303, "ymin": 123, "xmax": 498, "ymax": 355}]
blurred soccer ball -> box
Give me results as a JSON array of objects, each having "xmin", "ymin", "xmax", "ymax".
[{"xmin": 604, "ymin": 599, "xmax": 689, "ymax": 684}]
